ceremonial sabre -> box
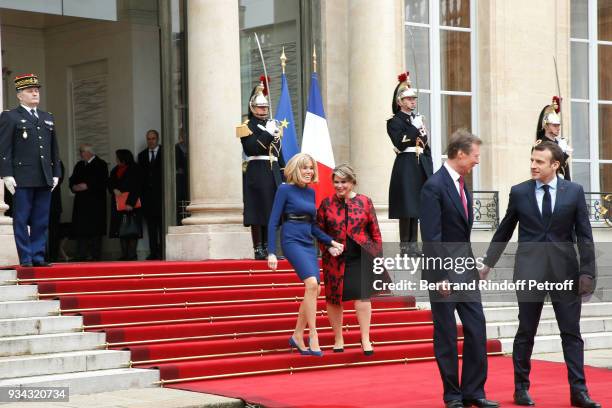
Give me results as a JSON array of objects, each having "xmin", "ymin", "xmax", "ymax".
[
  {"xmin": 254, "ymin": 32, "xmax": 273, "ymax": 118},
  {"xmin": 553, "ymin": 56, "xmax": 565, "ymax": 140},
  {"xmin": 407, "ymin": 28, "xmax": 420, "ymax": 112}
]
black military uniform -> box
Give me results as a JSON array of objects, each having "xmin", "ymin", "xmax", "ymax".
[
  {"xmin": 238, "ymin": 77, "xmax": 283, "ymax": 259},
  {"xmin": 387, "ymin": 73, "xmax": 433, "ymax": 253},
  {"xmin": 69, "ymin": 155, "xmax": 108, "ymax": 260},
  {"xmin": 0, "ymin": 74, "xmax": 60, "ymax": 266},
  {"xmin": 536, "ymin": 98, "xmax": 571, "ymax": 181}
]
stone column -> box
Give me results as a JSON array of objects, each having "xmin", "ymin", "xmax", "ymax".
[
  {"xmin": 0, "ymin": 21, "xmax": 19, "ymax": 266},
  {"xmin": 348, "ymin": 0, "xmax": 404, "ymax": 241},
  {"xmin": 478, "ymin": 0, "xmax": 570, "ymax": 210},
  {"xmin": 165, "ymin": 0, "xmax": 249, "ymax": 259}
]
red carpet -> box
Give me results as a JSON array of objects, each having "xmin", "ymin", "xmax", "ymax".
[
  {"xmin": 12, "ymin": 260, "xmax": 505, "ymax": 400},
  {"xmin": 170, "ymin": 356, "xmax": 612, "ymax": 408}
]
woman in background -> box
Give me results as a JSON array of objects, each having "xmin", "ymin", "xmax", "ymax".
[{"xmin": 108, "ymin": 149, "xmax": 143, "ymax": 261}]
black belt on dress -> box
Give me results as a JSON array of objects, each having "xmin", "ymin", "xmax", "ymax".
[{"xmin": 282, "ymin": 213, "xmax": 312, "ymax": 223}]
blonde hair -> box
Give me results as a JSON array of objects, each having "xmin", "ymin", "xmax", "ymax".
[
  {"xmin": 284, "ymin": 153, "xmax": 318, "ymax": 186},
  {"xmin": 332, "ymin": 163, "xmax": 357, "ymax": 185}
]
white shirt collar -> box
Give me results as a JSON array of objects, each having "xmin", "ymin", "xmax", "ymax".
[
  {"xmin": 21, "ymin": 105, "xmax": 37, "ymax": 114},
  {"xmin": 444, "ymin": 161, "xmax": 461, "ymax": 183},
  {"xmin": 536, "ymin": 176, "xmax": 558, "ymax": 190},
  {"xmin": 149, "ymin": 146, "xmax": 160, "ymax": 153},
  {"xmin": 87, "ymin": 155, "xmax": 96, "ymax": 164}
]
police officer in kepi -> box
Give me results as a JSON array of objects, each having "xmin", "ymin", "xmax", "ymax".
[
  {"xmin": 0, "ymin": 74, "xmax": 60, "ymax": 267},
  {"xmin": 536, "ymin": 96, "xmax": 572, "ymax": 180},
  {"xmin": 237, "ymin": 75, "xmax": 283, "ymax": 260},
  {"xmin": 387, "ymin": 72, "xmax": 433, "ymax": 256}
]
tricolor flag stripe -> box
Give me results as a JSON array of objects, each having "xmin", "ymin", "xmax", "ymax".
[{"xmin": 301, "ymin": 72, "xmax": 335, "ymax": 207}]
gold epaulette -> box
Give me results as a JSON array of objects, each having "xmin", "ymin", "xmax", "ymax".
[{"xmin": 236, "ymin": 120, "xmax": 253, "ymax": 138}]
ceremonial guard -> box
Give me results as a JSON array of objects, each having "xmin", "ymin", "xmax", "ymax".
[
  {"xmin": 536, "ymin": 96, "xmax": 572, "ymax": 180},
  {"xmin": 0, "ymin": 74, "xmax": 60, "ymax": 266},
  {"xmin": 387, "ymin": 72, "xmax": 433, "ymax": 254},
  {"xmin": 237, "ymin": 76, "xmax": 283, "ymax": 260}
]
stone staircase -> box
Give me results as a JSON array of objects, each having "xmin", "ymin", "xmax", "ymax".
[{"xmin": 0, "ymin": 269, "xmax": 159, "ymax": 395}]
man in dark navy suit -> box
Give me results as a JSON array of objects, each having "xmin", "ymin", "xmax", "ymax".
[
  {"xmin": 482, "ymin": 141, "xmax": 599, "ymax": 408},
  {"xmin": 420, "ymin": 129, "xmax": 498, "ymax": 408},
  {"xmin": 0, "ymin": 74, "xmax": 60, "ymax": 267},
  {"xmin": 137, "ymin": 129, "xmax": 163, "ymax": 260}
]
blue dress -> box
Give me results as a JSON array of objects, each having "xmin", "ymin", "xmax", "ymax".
[{"xmin": 268, "ymin": 184, "xmax": 333, "ymax": 282}]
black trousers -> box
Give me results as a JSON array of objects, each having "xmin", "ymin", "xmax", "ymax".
[
  {"xmin": 513, "ymin": 290, "xmax": 585, "ymax": 393},
  {"xmin": 145, "ymin": 215, "xmax": 163, "ymax": 258},
  {"xmin": 429, "ymin": 296, "xmax": 488, "ymax": 402},
  {"xmin": 399, "ymin": 217, "xmax": 418, "ymax": 242},
  {"xmin": 76, "ymin": 236, "xmax": 102, "ymax": 261}
]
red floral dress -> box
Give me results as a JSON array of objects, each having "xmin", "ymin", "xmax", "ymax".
[{"xmin": 316, "ymin": 193, "xmax": 383, "ymax": 305}]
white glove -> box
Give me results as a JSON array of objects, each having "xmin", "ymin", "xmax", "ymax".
[
  {"xmin": 411, "ymin": 114, "xmax": 424, "ymax": 130},
  {"xmin": 52, "ymin": 177, "xmax": 59, "ymax": 191},
  {"xmin": 556, "ymin": 137, "xmax": 573, "ymax": 154},
  {"xmin": 2, "ymin": 176, "xmax": 16, "ymax": 195},
  {"xmin": 264, "ymin": 119, "xmax": 280, "ymax": 137}
]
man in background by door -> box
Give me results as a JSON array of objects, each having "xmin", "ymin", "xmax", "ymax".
[
  {"xmin": 138, "ymin": 129, "xmax": 163, "ymax": 260},
  {"xmin": 69, "ymin": 144, "xmax": 108, "ymax": 261}
]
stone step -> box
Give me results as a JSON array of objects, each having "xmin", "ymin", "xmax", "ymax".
[
  {"xmin": 0, "ymin": 285, "xmax": 37, "ymax": 301},
  {"xmin": 0, "ymin": 270, "xmax": 17, "ymax": 285},
  {"xmin": 0, "ymin": 349, "xmax": 130, "ymax": 379},
  {"xmin": 0, "ymin": 300, "xmax": 59, "ymax": 319},
  {"xmin": 0, "ymin": 368, "xmax": 160, "ymax": 395},
  {"xmin": 0, "ymin": 315, "xmax": 83, "ymax": 338},
  {"xmin": 499, "ymin": 332, "xmax": 612, "ymax": 354},
  {"xmin": 484, "ymin": 302, "xmax": 612, "ymax": 323},
  {"xmin": 0, "ymin": 332, "xmax": 106, "ymax": 357},
  {"xmin": 487, "ymin": 316, "xmax": 612, "ymax": 339}
]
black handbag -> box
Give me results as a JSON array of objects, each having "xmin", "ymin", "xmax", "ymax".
[{"xmin": 118, "ymin": 212, "xmax": 141, "ymax": 238}]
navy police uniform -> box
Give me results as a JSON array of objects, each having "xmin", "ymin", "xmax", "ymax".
[{"xmin": 0, "ymin": 74, "xmax": 60, "ymax": 265}]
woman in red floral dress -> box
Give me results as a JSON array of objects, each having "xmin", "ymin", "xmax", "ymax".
[{"xmin": 316, "ymin": 164, "xmax": 383, "ymax": 355}]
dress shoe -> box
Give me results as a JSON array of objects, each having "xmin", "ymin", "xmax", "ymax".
[
  {"xmin": 20, "ymin": 262, "xmax": 33, "ymax": 267},
  {"xmin": 571, "ymin": 391, "xmax": 601, "ymax": 408},
  {"xmin": 462, "ymin": 398, "xmax": 500, "ymax": 408},
  {"xmin": 444, "ymin": 400, "xmax": 463, "ymax": 408},
  {"xmin": 254, "ymin": 246, "xmax": 266, "ymax": 260},
  {"xmin": 33, "ymin": 261, "xmax": 52, "ymax": 267},
  {"xmin": 514, "ymin": 389, "xmax": 535, "ymax": 406},
  {"xmin": 332, "ymin": 347, "xmax": 344, "ymax": 353}
]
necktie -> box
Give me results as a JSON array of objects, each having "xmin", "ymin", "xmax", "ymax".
[
  {"xmin": 30, "ymin": 109, "xmax": 38, "ymax": 119},
  {"xmin": 459, "ymin": 176, "xmax": 468, "ymax": 219},
  {"xmin": 150, "ymin": 150, "xmax": 155, "ymax": 162},
  {"xmin": 541, "ymin": 184, "xmax": 552, "ymax": 225}
]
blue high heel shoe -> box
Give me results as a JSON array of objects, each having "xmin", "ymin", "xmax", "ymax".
[
  {"xmin": 289, "ymin": 336, "xmax": 310, "ymax": 355},
  {"xmin": 306, "ymin": 339, "xmax": 324, "ymax": 357}
]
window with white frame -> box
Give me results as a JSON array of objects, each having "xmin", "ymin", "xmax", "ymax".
[
  {"xmin": 404, "ymin": 0, "xmax": 478, "ymax": 188},
  {"xmin": 570, "ymin": 0, "xmax": 612, "ymax": 192}
]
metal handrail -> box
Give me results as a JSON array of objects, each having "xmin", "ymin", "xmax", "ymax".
[{"xmin": 83, "ymin": 306, "xmax": 417, "ymax": 330}]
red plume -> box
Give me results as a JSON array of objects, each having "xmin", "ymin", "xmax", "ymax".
[
  {"xmin": 552, "ymin": 96, "xmax": 562, "ymax": 113},
  {"xmin": 259, "ymin": 75, "xmax": 270, "ymax": 96},
  {"xmin": 398, "ymin": 72, "xmax": 408, "ymax": 83}
]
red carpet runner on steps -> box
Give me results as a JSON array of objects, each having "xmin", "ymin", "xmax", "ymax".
[{"xmin": 15, "ymin": 260, "xmax": 509, "ymax": 405}]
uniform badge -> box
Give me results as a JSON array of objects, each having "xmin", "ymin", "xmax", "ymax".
[
  {"xmin": 20, "ymin": 119, "xmax": 26, "ymax": 123},
  {"xmin": 22, "ymin": 128, "xmax": 27, "ymax": 139},
  {"xmin": 44, "ymin": 120, "xmax": 54, "ymax": 126}
]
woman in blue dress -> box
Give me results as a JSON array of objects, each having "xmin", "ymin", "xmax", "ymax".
[{"xmin": 267, "ymin": 153, "xmax": 344, "ymax": 356}]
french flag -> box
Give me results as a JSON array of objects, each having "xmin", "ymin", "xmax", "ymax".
[{"xmin": 301, "ymin": 72, "xmax": 335, "ymax": 207}]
